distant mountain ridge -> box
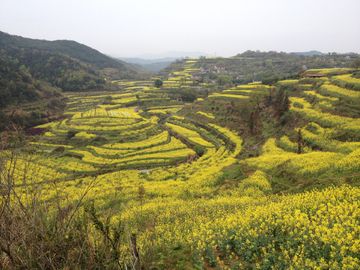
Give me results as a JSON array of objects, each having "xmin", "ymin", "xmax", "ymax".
[
  {"xmin": 291, "ymin": 50, "xmax": 324, "ymax": 56},
  {"xmin": 119, "ymin": 52, "xmax": 210, "ymax": 72},
  {"xmin": 119, "ymin": 57, "xmax": 177, "ymax": 72},
  {"xmin": 134, "ymin": 51, "xmax": 210, "ymax": 60},
  {"xmin": 119, "ymin": 57, "xmax": 178, "ymax": 65}
]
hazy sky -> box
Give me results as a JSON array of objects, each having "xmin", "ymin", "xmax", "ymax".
[{"xmin": 1, "ymin": 0, "xmax": 359, "ymax": 58}]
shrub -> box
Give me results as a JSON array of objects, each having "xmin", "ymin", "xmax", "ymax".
[
  {"xmin": 194, "ymin": 145, "xmax": 205, "ymax": 157},
  {"xmin": 293, "ymin": 102, "xmax": 304, "ymax": 109},
  {"xmin": 154, "ymin": 79, "xmax": 163, "ymax": 88},
  {"xmin": 0, "ymin": 136, "xmax": 137, "ymax": 269},
  {"xmin": 66, "ymin": 130, "xmax": 78, "ymax": 140},
  {"xmin": 51, "ymin": 146, "xmax": 65, "ymax": 155},
  {"xmin": 262, "ymin": 77, "xmax": 279, "ymax": 85}
]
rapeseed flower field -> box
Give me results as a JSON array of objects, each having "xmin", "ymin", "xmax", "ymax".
[{"xmin": 4, "ymin": 67, "xmax": 360, "ymax": 269}]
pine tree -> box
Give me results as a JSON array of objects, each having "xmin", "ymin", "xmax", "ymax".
[
  {"xmin": 275, "ymin": 88, "xmax": 285, "ymax": 106},
  {"xmin": 249, "ymin": 112, "xmax": 254, "ymax": 134},
  {"xmin": 137, "ymin": 185, "xmax": 146, "ymax": 205},
  {"xmin": 297, "ymin": 129, "xmax": 303, "ymax": 154},
  {"xmin": 265, "ymin": 93, "xmax": 273, "ymax": 107},
  {"xmin": 274, "ymin": 88, "xmax": 285, "ymax": 120},
  {"xmin": 283, "ymin": 94, "xmax": 291, "ymax": 113},
  {"xmin": 249, "ymin": 109, "xmax": 260, "ymax": 134}
]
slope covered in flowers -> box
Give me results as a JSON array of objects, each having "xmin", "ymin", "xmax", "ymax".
[{"xmin": 3, "ymin": 64, "xmax": 360, "ymax": 269}]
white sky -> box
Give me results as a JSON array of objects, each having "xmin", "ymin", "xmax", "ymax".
[{"xmin": 1, "ymin": 0, "xmax": 359, "ymax": 57}]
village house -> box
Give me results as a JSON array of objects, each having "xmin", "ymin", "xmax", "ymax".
[
  {"xmin": 214, "ymin": 65, "xmax": 226, "ymax": 71},
  {"xmin": 236, "ymin": 75, "xmax": 246, "ymax": 80},
  {"xmin": 347, "ymin": 53, "xmax": 359, "ymax": 60},
  {"xmin": 191, "ymin": 73, "xmax": 201, "ymax": 80},
  {"xmin": 305, "ymin": 73, "xmax": 326, "ymax": 78},
  {"xmin": 252, "ymin": 77, "xmax": 263, "ymax": 83},
  {"xmin": 199, "ymin": 67, "xmax": 210, "ymax": 74},
  {"xmin": 217, "ymin": 69, "xmax": 227, "ymax": 74},
  {"xmin": 302, "ymin": 64, "xmax": 314, "ymax": 70}
]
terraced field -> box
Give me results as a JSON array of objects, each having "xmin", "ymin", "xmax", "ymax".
[{"xmin": 3, "ymin": 65, "xmax": 360, "ymax": 269}]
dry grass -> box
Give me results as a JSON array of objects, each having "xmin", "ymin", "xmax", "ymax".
[{"xmin": 0, "ymin": 125, "xmax": 139, "ymax": 269}]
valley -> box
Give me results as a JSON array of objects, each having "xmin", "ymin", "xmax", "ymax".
[{"xmin": 2, "ymin": 52, "xmax": 360, "ymax": 269}]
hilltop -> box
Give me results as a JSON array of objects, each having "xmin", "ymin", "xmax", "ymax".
[
  {"xmin": 291, "ymin": 50, "xmax": 324, "ymax": 56},
  {"xmin": 158, "ymin": 50, "xmax": 356, "ymax": 84},
  {"xmin": 0, "ymin": 31, "xmax": 134, "ymax": 70},
  {"xmin": 119, "ymin": 51, "xmax": 210, "ymax": 72},
  {"xmin": 119, "ymin": 57, "xmax": 176, "ymax": 72},
  {"xmin": 135, "ymin": 51, "xmax": 210, "ymax": 59}
]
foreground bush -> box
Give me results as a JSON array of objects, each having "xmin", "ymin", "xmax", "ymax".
[{"xmin": 0, "ymin": 151, "xmax": 138, "ymax": 269}]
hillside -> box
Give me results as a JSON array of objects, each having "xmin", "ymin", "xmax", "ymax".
[
  {"xmin": 2, "ymin": 57, "xmax": 360, "ymax": 269},
  {"xmin": 0, "ymin": 31, "xmax": 140, "ymax": 91},
  {"xmin": 0, "ymin": 31, "xmax": 133, "ymax": 70},
  {"xmin": 158, "ymin": 50, "xmax": 358, "ymax": 84},
  {"xmin": 0, "ymin": 31, "xmax": 148, "ymax": 132},
  {"xmin": 0, "ymin": 58, "xmax": 67, "ymax": 131},
  {"xmin": 3, "ymin": 56, "xmax": 360, "ymax": 269}
]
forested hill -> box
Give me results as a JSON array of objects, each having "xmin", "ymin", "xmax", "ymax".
[
  {"xmin": 0, "ymin": 58, "xmax": 67, "ymax": 131},
  {"xmin": 0, "ymin": 58, "xmax": 62, "ymax": 108},
  {"xmin": 0, "ymin": 31, "xmax": 139, "ymax": 92},
  {"xmin": 0, "ymin": 31, "xmax": 141, "ymax": 131},
  {"xmin": 0, "ymin": 31, "xmax": 131, "ymax": 70}
]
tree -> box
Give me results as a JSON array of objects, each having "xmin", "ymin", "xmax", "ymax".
[
  {"xmin": 250, "ymin": 86, "xmax": 269, "ymax": 108},
  {"xmin": 262, "ymin": 77, "xmax": 279, "ymax": 85},
  {"xmin": 180, "ymin": 89, "xmax": 197, "ymax": 102},
  {"xmin": 194, "ymin": 145, "xmax": 205, "ymax": 157},
  {"xmin": 314, "ymin": 59, "xmax": 325, "ymax": 68},
  {"xmin": 265, "ymin": 93, "xmax": 273, "ymax": 107},
  {"xmin": 87, "ymin": 80, "xmax": 96, "ymax": 88},
  {"xmin": 246, "ymin": 74, "xmax": 253, "ymax": 82},
  {"xmin": 350, "ymin": 59, "xmax": 360, "ymax": 70},
  {"xmin": 297, "ymin": 129, "xmax": 303, "ymax": 154},
  {"xmin": 104, "ymin": 96, "xmax": 112, "ymax": 104},
  {"xmin": 249, "ymin": 108, "xmax": 260, "ymax": 135},
  {"xmin": 216, "ymin": 75, "xmax": 233, "ymax": 85},
  {"xmin": 179, "ymin": 77, "xmax": 186, "ymax": 85},
  {"xmin": 249, "ymin": 112, "xmax": 255, "ymax": 134},
  {"xmin": 297, "ymin": 69, "xmax": 306, "ymax": 79},
  {"xmin": 154, "ymin": 79, "xmax": 163, "ymax": 88},
  {"xmin": 216, "ymin": 60, "xmax": 225, "ymax": 66},
  {"xmin": 274, "ymin": 88, "xmax": 285, "ymax": 119},
  {"xmin": 137, "ymin": 185, "xmax": 146, "ymax": 205},
  {"xmin": 283, "ymin": 94, "xmax": 291, "ymax": 113}
]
